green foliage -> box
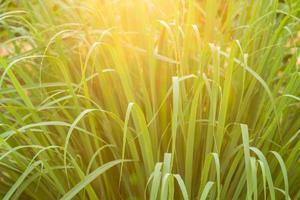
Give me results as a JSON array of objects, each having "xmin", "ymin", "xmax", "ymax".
[{"xmin": 0, "ymin": 0, "xmax": 300, "ymax": 199}]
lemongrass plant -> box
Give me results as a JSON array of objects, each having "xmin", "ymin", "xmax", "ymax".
[{"xmin": 0, "ymin": 0, "xmax": 300, "ymax": 199}]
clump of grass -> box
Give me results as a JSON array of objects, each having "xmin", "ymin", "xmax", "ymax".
[{"xmin": 0, "ymin": 0, "xmax": 300, "ymax": 199}]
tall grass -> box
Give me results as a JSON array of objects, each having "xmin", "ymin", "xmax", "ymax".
[{"xmin": 0, "ymin": 0, "xmax": 300, "ymax": 199}]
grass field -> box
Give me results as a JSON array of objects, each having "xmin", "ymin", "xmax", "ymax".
[{"xmin": 0, "ymin": 0, "xmax": 300, "ymax": 199}]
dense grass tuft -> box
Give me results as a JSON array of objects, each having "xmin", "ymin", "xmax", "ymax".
[{"xmin": 0, "ymin": 0, "xmax": 300, "ymax": 199}]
